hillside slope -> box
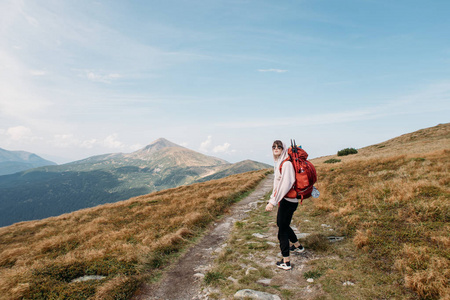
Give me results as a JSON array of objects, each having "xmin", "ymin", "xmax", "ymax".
[
  {"xmin": 195, "ymin": 160, "xmax": 271, "ymax": 183},
  {"xmin": 0, "ymin": 169, "xmax": 270, "ymax": 300},
  {"xmin": 0, "ymin": 138, "xmax": 270, "ymax": 227},
  {"xmin": 306, "ymin": 123, "xmax": 449, "ymax": 299},
  {"xmin": 314, "ymin": 122, "xmax": 450, "ymax": 163},
  {"xmin": 198, "ymin": 123, "xmax": 449, "ymax": 300}
]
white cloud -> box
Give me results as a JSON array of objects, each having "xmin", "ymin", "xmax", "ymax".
[
  {"xmin": 101, "ymin": 134, "xmax": 124, "ymax": 149},
  {"xmin": 51, "ymin": 133, "xmax": 140, "ymax": 152},
  {"xmin": 80, "ymin": 139, "xmax": 98, "ymax": 149},
  {"xmin": 199, "ymin": 135, "xmax": 212, "ymax": 152},
  {"xmin": 258, "ymin": 69, "xmax": 288, "ymax": 73},
  {"xmin": 213, "ymin": 142, "xmax": 231, "ymax": 153},
  {"xmin": 0, "ymin": 126, "xmax": 42, "ymax": 146},
  {"xmin": 52, "ymin": 134, "xmax": 93, "ymax": 148},
  {"xmin": 200, "ymin": 136, "xmax": 233, "ymax": 154},
  {"xmin": 6, "ymin": 126, "xmax": 32, "ymax": 141},
  {"xmin": 83, "ymin": 70, "xmax": 122, "ymax": 83}
]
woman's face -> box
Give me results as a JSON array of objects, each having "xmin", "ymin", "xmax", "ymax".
[{"xmin": 272, "ymin": 143, "xmax": 283, "ymax": 157}]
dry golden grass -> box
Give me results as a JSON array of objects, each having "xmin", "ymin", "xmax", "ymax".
[
  {"xmin": 310, "ymin": 123, "xmax": 450, "ymax": 299},
  {"xmin": 0, "ymin": 169, "xmax": 270, "ymax": 300}
]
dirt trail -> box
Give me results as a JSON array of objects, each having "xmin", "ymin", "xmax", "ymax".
[{"xmin": 133, "ymin": 174, "xmax": 274, "ymax": 300}]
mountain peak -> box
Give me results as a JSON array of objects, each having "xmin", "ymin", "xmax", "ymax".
[
  {"xmin": 149, "ymin": 138, "xmax": 180, "ymax": 147},
  {"xmin": 136, "ymin": 138, "xmax": 182, "ymax": 155}
]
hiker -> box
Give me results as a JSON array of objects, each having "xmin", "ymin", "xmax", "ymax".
[{"xmin": 266, "ymin": 140, "xmax": 304, "ymax": 270}]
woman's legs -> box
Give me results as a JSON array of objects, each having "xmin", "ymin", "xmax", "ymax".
[{"xmin": 277, "ymin": 199, "xmax": 299, "ymax": 259}]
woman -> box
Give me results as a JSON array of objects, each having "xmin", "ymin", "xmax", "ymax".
[{"xmin": 266, "ymin": 140, "xmax": 304, "ymax": 270}]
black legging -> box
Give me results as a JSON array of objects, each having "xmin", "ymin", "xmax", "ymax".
[{"xmin": 277, "ymin": 199, "xmax": 299, "ymax": 257}]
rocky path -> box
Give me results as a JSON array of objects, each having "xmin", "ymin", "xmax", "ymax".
[{"xmin": 133, "ymin": 174, "xmax": 274, "ymax": 300}]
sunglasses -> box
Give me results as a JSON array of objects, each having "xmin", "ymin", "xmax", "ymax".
[{"xmin": 272, "ymin": 145, "xmax": 283, "ymax": 150}]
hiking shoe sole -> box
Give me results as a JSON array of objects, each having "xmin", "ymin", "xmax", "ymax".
[
  {"xmin": 290, "ymin": 245, "xmax": 305, "ymax": 254},
  {"xmin": 276, "ymin": 261, "xmax": 292, "ymax": 270}
]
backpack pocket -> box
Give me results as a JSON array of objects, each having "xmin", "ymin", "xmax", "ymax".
[{"xmin": 296, "ymin": 172, "xmax": 310, "ymax": 189}]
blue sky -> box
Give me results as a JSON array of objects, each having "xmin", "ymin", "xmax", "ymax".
[{"xmin": 1, "ymin": 0, "xmax": 449, "ymax": 165}]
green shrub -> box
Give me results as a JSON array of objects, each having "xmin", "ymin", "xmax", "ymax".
[
  {"xmin": 305, "ymin": 233, "xmax": 330, "ymax": 252},
  {"xmin": 204, "ymin": 271, "xmax": 224, "ymax": 285},
  {"xmin": 324, "ymin": 159, "xmax": 341, "ymax": 164},
  {"xmin": 337, "ymin": 148, "xmax": 358, "ymax": 156},
  {"xmin": 411, "ymin": 157, "xmax": 426, "ymax": 162},
  {"xmin": 304, "ymin": 270, "xmax": 323, "ymax": 279}
]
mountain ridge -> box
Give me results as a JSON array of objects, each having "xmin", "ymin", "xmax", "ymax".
[
  {"xmin": 0, "ymin": 138, "xmax": 270, "ymax": 227},
  {"xmin": 0, "ymin": 148, "xmax": 56, "ymax": 176},
  {"xmin": 312, "ymin": 122, "xmax": 450, "ymax": 163}
]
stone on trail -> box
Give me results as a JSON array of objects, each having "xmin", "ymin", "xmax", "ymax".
[
  {"xmin": 245, "ymin": 267, "xmax": 258, "ymax": 275},
  {"xmin": 234, "ymin": 289, "xmax": 281, "ymax": 300},
  {"xmin": 194, "ymin": 264, "xmax": 210, "ymax": 273},
  {"xmin": 252, "ymin": 233, "xmax": 265, "ymax": 239},
  {"xmin": 327, "ymin": 236, "xmax": 345, "ymax": 242},
  {"xmin": 257, "ymin": 278, "xmax": 272, "ymax": 286},
  {"xmin": 296, "ymin": 233, "xmax": 311, "ymax": 239},
  {"xmin": 227, "ymin": 276, "xmax": 239, "ymax": 284},
  {"xmin": 193, "ymin": 273, "xmax": 205, "ymax": 279}
]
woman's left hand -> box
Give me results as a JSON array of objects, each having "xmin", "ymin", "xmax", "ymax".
[{"xmin": 265, "ymin": 203, "xmax": 274, "ymax": 211}]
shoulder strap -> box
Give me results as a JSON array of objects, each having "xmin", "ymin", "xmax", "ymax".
[{"xmin": 279, "ymin": 157, "xmax": 290, "ymax": 173}]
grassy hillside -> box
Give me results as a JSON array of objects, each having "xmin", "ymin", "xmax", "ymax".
[
  {"xmin": 312, "ymin": 158, "xmax": 448, "ymax": 297},
  {"xmin": 0, "ymin": 168, "xmax": 270, "ymax": 299},
  {"xmin": 301, "ymin": 123, "xmax": 449, "ymax": 299},
  {"xmin": 310, "ymin": 123, "xmax": 449, "ymax": 299},
  {"xmin": 201, "ymin": 123, "xmax": 449, "ymax": 300}
]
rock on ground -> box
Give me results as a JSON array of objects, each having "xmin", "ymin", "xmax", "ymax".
[{"xmin": 234, "ymin": 289, "xmax": 281, "ymax": 300}]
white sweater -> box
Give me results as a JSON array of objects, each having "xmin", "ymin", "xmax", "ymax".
[{"xmin": 269, "ymin": 160, "xmax": 297, "ymax": 206}]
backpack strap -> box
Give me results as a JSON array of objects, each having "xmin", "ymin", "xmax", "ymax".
[{"xmin": 279, "ymin": 157, "xmax": 290, "ymax": 173}]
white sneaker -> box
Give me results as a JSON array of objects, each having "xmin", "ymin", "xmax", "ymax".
[{"xmin": 276, "ymin": 259, "xmax": 292, "ymax": 270}]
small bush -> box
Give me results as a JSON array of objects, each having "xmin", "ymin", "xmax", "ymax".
[
  {"xmin": 324, "ymin": 158, "xmax": 341, "ymax": 164},
  {"xmin": 305, "ymin": 233, "xmax": 330, "ymax": 252},
  {"xmin": 337, "ymin": 148, "xmax": 358, "ymax": 156},
  {"xmin": 411, "ymin": 157, "xmax": 426, "ymax": 162},
  {"xmin": 204, "ymin": 271, "xmax": 224, "ymax": 285},
  {"xmin": 304, "ymin": 270, "xmax": 323, "ymax": 279},
  {"xmin": 234, "ymin": 221, "xmax": 245, "ymax": 228}
]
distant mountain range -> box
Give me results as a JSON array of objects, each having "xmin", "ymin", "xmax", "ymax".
[
  {"xmin": 0, "ymin": 138, "xmax": 271, "ymax": 227},
  {"xmin": 0, "ymin": 148, "xmax": 56, "ymax": 176}
]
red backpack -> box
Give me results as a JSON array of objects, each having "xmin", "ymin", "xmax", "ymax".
[{"xmin": 280, "ymin": 140, "xmax": 317, "ymax": 203}]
